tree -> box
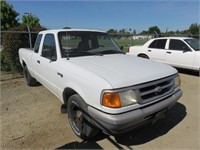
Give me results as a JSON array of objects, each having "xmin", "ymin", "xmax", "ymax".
[
  {"xmin": 63, "ymin": 26, "xmax": 71, "ymax": 29},
  {"xmin": 148, "ymin": 26, "xmax": 161, "ymax": 34},
  {"xmin": 119, "ymin": 28, "xmax": 126, "ymax": 33},
  {"xmin": 133, "ymin": 29, "xmax": 136, "ymax": 35},
  {"xmin": 107, "ymin": 29, "xmax": 117, "ymax": 34},
  {"xmin": 1, "ymin": 0, "xmax": 19, "ymax": 31},
  {"xmin": 139, "ymin": 30, "xmax": 148, "ymax": 35},
  {"xmin": 22, "ymin": 13, "xmax": 40, "ymax": 27},
  {"xmin": 107, "ymin": 29, "xmax": 118, "ymax": 37},
  {"xmin": 189, "ymin": 23, "xmax": 199, "ymax": 35}
]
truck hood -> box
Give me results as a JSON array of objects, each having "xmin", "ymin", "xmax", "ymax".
[{"xmin": 68, "ymin": 54, "xmax": 177, "ymax": 88}]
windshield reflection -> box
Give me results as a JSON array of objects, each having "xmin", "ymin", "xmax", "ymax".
[{"xmin": 58, "ymin": 31, "xmax": 123, "ymax": 58}]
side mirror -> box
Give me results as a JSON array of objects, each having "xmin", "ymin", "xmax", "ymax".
[
  {"xmin": 120, "ymin": 46, "xmax": 124, "ymax": 50},
  {"xmin": 50, "ymin": 48, "xmax": 57, "ymax": 62},
  {"xmin": 183, "ymin": 46, "xmax": 191, "ymax": 52},
  {"xmin": 50, "ymin": 56, "xmax": 57, "ymax": 62}
]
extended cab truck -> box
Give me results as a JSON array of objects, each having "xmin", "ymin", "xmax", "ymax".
[{"xmin": 19, "ymin": 29, "xmax": 182, "ymax": 140}]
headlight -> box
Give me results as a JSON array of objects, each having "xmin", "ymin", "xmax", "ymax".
[
  {"xmin": 102, "ymin": 90, "xmax": 138, "ymax": 108},
  {"xmin": 174, "ymin": 75, "xmax": 181, "ymax": 89}
]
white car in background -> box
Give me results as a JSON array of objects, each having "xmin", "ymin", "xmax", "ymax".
[{"xmin": 128, "ymin": 37, "xmax": 200, "ymax": 73}]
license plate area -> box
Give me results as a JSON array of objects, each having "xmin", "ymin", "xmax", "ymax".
[{"xmin": 152, "ymin": 108, "xmax": 167, "ymax": 124}]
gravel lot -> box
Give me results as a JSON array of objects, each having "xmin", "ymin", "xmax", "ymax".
[{"xmin": 0, "ymin": 71, "xmax": 199, "ymax": 149}]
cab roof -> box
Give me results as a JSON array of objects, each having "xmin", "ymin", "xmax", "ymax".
[{"xmin": 39, "ymin": 29, "xmax": 106, "ymax": 34}]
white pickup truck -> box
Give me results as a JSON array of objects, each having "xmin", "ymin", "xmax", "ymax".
[
  {"xmin": 128, "ymin": 37, "xmax": 200, "ymax": 73},
  {"xmin": 19, "ymin": 29, "xmax": 182, "ymax": 140}
]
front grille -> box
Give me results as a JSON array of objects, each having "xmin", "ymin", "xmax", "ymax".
[{"xmin": 135, "ymin": 75, "xmax": 175, "ymax": 104}]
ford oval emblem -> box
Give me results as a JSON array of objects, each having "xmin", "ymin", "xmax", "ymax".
[{"xmin": 154, "ymin": 86, "xmax": 163, "ymax": 93}]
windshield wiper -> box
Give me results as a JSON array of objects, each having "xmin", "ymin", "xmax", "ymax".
[
  {"xmin": 79, "ymin": 51, "xmax": 104, "ymax": 56},
  {"xmin": 100, "ymin": 50, "xmax": 125, "ymax": 55},
  {"xmin": 66, "ymin": 51, "xmax": 103, "ymax": 59}
]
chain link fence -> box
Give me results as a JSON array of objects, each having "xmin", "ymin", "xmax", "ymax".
[
  {"xmin": 1, "ymin": 30, "xmax": 40, "ymax": 81},
  {"xmin": 0, "ymin": 30, "xmax": 199, "ymax": 80}
]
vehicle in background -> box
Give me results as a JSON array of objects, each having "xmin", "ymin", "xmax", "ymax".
[{"xmin": 128, "ymin": 37, "xmax": 200, "ymax": 74}]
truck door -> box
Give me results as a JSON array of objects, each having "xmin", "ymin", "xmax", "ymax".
[
  {"xmin": 31, "ymin": 34, "xmax": 43, "ymax": 81},
  {"xmin": 35, "ymin": 33, "xmax": 60, "ymax": 96}
]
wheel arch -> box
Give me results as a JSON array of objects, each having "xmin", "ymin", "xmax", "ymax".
[
  {"xmin": 137, "ymin": 53, "xmax": 149, "ymax": 59},
  {"xmin": 22, "ymin": 60, "xmax": 26, "ymax": 68},
  {"xmin": 62, "ymin": 87, "xmax": 78, "ymax": 105}
]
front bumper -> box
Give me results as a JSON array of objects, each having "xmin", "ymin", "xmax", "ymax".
[{"xmin": 88, "ymin": 89, "xmax": 182, "ymax": 135}]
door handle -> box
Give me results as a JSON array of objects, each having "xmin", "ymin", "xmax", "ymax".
[
  {"xmin": 57, "ymin": 72, "xmax": 63, "ymax": 78},
  {"xmin": 37, "ymin": 60, "xmax": 40, "ymax": 64},
  {"xmin": 148, "ymin": 50, "xmax": 152, "ymax": 52},
  {"xmin": 166, "ymin": 51, "xmax": 172, "ymax": 54}
]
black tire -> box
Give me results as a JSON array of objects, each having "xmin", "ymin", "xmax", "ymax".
[
  {"xmin": 199, "ymin": 69, "xmax": 200, "ymax": 77},
  {"xmin": 138, "ymin": 54, "xmax": 149, "ymax": 59},
  {"xmin": 24, "ymin": 66, "xmax": 37, "ymax": 86},
  {"xmin": 67, "ymin": 94, "xmax": 99, "ymax": 140}
]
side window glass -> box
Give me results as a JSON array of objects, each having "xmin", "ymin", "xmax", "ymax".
[
  {"xmin": 34, "ymin": 34, "xmax": 42, "ymax": 53},
  {"xmin": 149, "ymin": 39, "xmax": 167, "ymax": 49},
  {"xmin": 169, "ymin": 39, "xmax": 189, "ymax": 51},
  {"xmin": 42, "ymin": 34, "xmax": 57, "ymax": 60},
  {"xmin": 149, "ymin": 40, "xmax": 157, "ymax": 48}
]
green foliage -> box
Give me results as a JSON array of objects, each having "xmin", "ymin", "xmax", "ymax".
[
  {"xmin": 107, "ymin": 28, "xmax": 133, "ymax": 38},
  {"xmin": 107, "ymin": 29, "xmax": 118, "ymax": 37},
  {"xmin": 148, "ymin": 26, "xmax": 161, "ymax": 34},
  {"xmin": 0, "ymin": 51, "xmax": 11, "ymax": 71},
  {"xmin": 139, "ymin": 30, "xmax": 148, "ymax": 35},
  {"xmin": 189, "ymin": 23, "xmax": 200, "ymax": 35},
  {"xmin": 22, "ymin": 13, "xmax": 40, "ymax": 27},
  {"xmin": 133, "ymin": 29, "xmax": 136, "ymax": 35},
  {"xmin": 2, "ymin": 25, "xmax": 46, "ymax": 72},
  {"xmin": 63, "ymin": 27, "xmax": 71, "ymax": 29},
  {"xmin": 1, "ymin": 0, "xmax": 19, "ymax": 31},
  {"xmin": 108, "ymin": 23, "xmax": 199, "ymax": 37}
]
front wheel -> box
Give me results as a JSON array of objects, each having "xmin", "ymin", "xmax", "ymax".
[{"xmin": 67, "ymin": 94, "xmax": 99, "ymax": 140}]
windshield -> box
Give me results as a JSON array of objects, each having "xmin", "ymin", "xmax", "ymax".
[
  {"xmin": 58, "ymin": 31, "xmax": 123, "ymax": 58},
  {"xmin": 184, "ymin": 39, "xmax": 200, "ymax": 51}
]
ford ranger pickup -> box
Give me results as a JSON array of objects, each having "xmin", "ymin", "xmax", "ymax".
[{"xmin": 19, "ymin": 29, "xmax": 182, "ymax": 140}]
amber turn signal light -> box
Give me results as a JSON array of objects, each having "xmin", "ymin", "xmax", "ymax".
[{"xmin": 102, "ymin": 92, "xmax": 121, "ymax": 108}]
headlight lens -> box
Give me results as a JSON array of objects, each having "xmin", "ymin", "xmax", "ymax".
[
  {"xmin": 102, "ymin": 92, "xmax": 121, "ymax": 108},
  {"xmin": 102, "ymin": 90, "xmax": 138, "ymax": 108},
  {"xmin": 174, "ymin": 75, "xmax": 181, "ymax": 89}
]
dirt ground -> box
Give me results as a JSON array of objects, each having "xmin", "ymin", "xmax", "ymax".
[{"xmin": 0, "ymin": 71, "xmax": 200, "ymax": 149}]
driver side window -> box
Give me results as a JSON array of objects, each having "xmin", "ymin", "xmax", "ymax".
[
  {"xmin": 42, "ymin": 34, "xmax": 57, "ymax": 60},
  {"xmin": 169, "ymin": 39, "xmax": 190, "ymax": 51}
]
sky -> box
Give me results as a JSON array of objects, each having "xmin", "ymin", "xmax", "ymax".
[{"xmin": 8, "ymin": 0, "xmax": 200, "ymax": 33}]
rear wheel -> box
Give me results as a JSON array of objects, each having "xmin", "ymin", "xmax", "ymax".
[
  {"xmin": 138, "ymin": 54, "xmax": 149, "ymax": 59},
  {"xmin": 67, "ymin": 94, "xmax": 99, "ymax": 140},
  {"xmin": 24, "ymin": 66, "xmax": 37, "ymax": 86}
]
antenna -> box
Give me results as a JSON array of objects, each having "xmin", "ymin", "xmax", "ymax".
[
  {"xmin": 189, "ymin": 32, "xmax": 193, "ymax": 37},
  {"xmin": 66, "ymin": 31, "xmax": 70, "ymax": 60}
]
